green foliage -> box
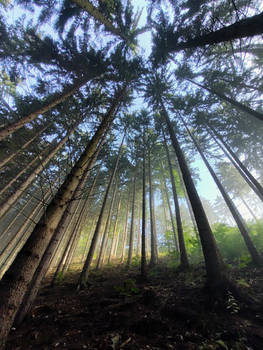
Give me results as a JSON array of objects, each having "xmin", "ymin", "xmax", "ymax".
[
  {"xmin": 226, "ymin": 291, "xmax": 240, "ymax": 314},
  {"xmin": 114, "ymin": 278, "xmax": 139, "ymax": 296}
]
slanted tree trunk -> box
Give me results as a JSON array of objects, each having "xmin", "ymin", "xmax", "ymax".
[
  {"xmin": 0, "ymin": 77, "xmax": 93, "ymax": 141},
  {"xmin": 148, "ymin": 153, "xmax": 158, "ymax": 267},
  {"xmin": 167, "ymin": 11, "xmax": 263, "ymax": 54},
  {"xmin": 0, "ymin": 123, "xmax": 80, "ymax": 219},
  {"xmin": 0, "ymin": 188, "xmax": 53, "ymax": 278},
  {"xmin": 163, "ymin": 130, "xmax": 189, "ymax": 268},
  {"xmin": 187, "ymin": 79, "xmax": 263, "ymax": 122},
  {"xmin": 78, "ymin": 133, "xmax": 125, "ymax": 287},
  {"xmin": 240, "ymin": 197, "xmax": 258, "ymax": 222},
  {"xmin": 0, "ymin": 122, "xmax": 52, "ymax": 169},
  {"xmin": 127, "ymin": 166, "xmax": 138, "ymax": 267},
  {"xmin": 182, "ymin": 118, "xmax": 263, "ymax": 267},
  {"xmin": 0, "ymin": 86, "xmax": 126, "ymax": 349},
  {"xmin": 161, "ymin": 104, "xmax": 226, "ymax": 289},
  {"xmin": 207, "ymin": 124, "xmax": 263, "ymax": 202},
  {"xmin": 0, "ymin": 147, "xmax": 48, "ymax": 198}
]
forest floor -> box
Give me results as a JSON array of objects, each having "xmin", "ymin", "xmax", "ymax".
[{"xmin": 6, "ymin": 259, "xmax": 263, "ymax": 350}]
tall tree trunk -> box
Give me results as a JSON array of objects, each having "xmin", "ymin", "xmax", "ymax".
[
  {"xmin": 182, "ymin": 118, "xmax": 263, "ymax": 267},
  {"xmin": 148, "ymin": 153, "xmax": 158, "ymax": 267},
  {"xmin": 187, "ymin": 79, "xmax": 263, "ymax": 122},
  {"xmin": 136, "ymin": 202, "xmax": 141, "ymax": 257},
  {"xmin": 0, "ymin": 86, "xmax": 126, "ymax": 348},
  {"xmin": 177, "ymin": 166, "xmax": 201, "ymax": 254},
  {"xmin": 0, "ymin": 77, "xmax": 93, "ymax": 141},
  {"xmin": 167, "ymin": 11, "xmax": 263, "ymax": 54},
  {"xmin": 161, "ymin": 103, "xmax": 226, "ymax": 288},
  {"xmin": 77, "ymin": 133, "xmax": 125, "ymax": 287},
  {"xmin": 120, "ymin": 189, "xmax": 131, "ymax": 263},
  {"xmin": 207, "ymin": 124, "xmax": 263, "ymax": 202},
  {"xmin": 141, "ymin": 132, "xmax": 147, "ymax": 278},
  {"xmin": 160, "ymin": 162, "xmax": 179, "ymax": 252},
  {"xmin": 108, "ymin": 191, "xmax": 122, "ymax": 264},
  {"xmin": 96, "ymin": 180, "xmax": 118, "ymax": 270},
  {"xmin": 163, "ymin": 131, "xmax": 189, "ymax": 268},
  {"xmin": 127, "ymin": 166, "xmax": 138, "ymax": 267}
]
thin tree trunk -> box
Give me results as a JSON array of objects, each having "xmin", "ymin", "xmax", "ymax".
[
  {"xmin": 0, "ymin": 122, "xmax": 52, "ymax": 170},
  {"xmin": 136, "ymin": 201, "xmax": 141, "ymax": 257},
  {"xmin": 160, "ymin": 162, "xmax": 179, "ymax": 252},
  {"xmin": 187, "ymin": 78, "xmax": 263, "ymax": 122},
  {"xmin": 120, "ymin": 188, "xmax": 131, "ymax": 263},
  {"xmin": 141, "ymin": 133, "xmax": 147, "ymax": 278},
  {"xmin": 108, "ymin": 191, "xmax": 122, "ymax": 264},
  {"xmin": 0, "ymin": 123, "xmax": 79, "ymax": 219},
  {"xmin": 148, "ymin": 153, "xmax": 158, "ymax": 267},
  {"xmin": 0, "ymin": 86, "xmax": 126, "ymax": 348},
  {"xmin": 0, "ymin": 190, "xmax": 53, "ymax": 278},
  {"xmin": 127, "ymin": 166, "xmax": 138, "ymax": 267},
  {"xmin": 77, "ymin": 133, "xmax": 125, "ymax": 287},
  {"xmin": 182, "ymin": 118, "xmax": 263, "ymax": 267},
  {"xmin": 0, "ymin": 77, "xmax": 91, "ymax": 141},
  {"xmin": 163, "ymin": 131, "xmax": 189, "ymax": 268},
  {"xmin": 177, "ymin": 165, "xmax": 200, "ymax": 248},
  {"xmin": 0, "ymin": 148, "xmax": 48, "ymax": 198},
  {"xmin": 96, "ymin": 180, "xmax": 118, "ymax": 270},
  {"xmin": 207, "ymin": 124, "xmax": 263, "ymax": 202},
  {"xmin": 240, "ymin": 197, "xmax": 258, "ymax": 222},
  {"xmin": 161, "ymin": 104, "xmax": 226, "ymax": 288}
]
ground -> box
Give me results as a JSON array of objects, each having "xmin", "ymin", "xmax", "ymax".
[{"xmin": 5, "ymin": 260, "xmax": 263, "ymax": 350}]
